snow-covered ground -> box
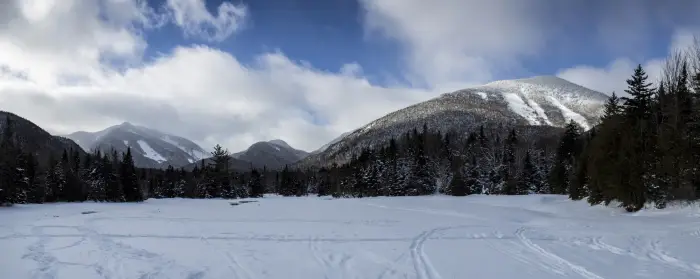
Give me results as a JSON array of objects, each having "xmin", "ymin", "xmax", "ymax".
[{"xmin": 2, "ymin": 195, "xmax": 700, "ymax": 279}]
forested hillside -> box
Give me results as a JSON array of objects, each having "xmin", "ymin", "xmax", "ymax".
[{"xmin": 2, "ymin": 43, "xmax": 700, "ymax": 212}]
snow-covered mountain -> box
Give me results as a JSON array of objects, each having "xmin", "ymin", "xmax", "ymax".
[
  {"xmin": 232, "ymin": 139, "xmax": 309, "ymax": 170},
  {"xmin": 66, "ymin": 122, "xmax": 208, "ymax": 169},
  {"xmin": 311, "ymin": 132, "xmax": 351, "ymax": 155},
  {"xmin": 299, "ymin": 76, "xmax": 608, "ymax": 167}
]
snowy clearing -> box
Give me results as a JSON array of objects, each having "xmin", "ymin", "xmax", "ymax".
[{"xmin": 2, "ymin": 195, "xmax": 700, "ymax": 279}]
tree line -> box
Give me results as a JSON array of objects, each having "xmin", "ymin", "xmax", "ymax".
[
  {"xmin": 2, "ymin": 41, "xmax": 700, "ymax": 211},
  {"xmin": 0, "ymin": 111, "xmax": 556, "ymax": 205},
  {"xmin": 561, "ymin": 43, "xmax": 700, "ymax": 211},
  {"xmin": 0, "ymin": 122, "xmax": 267, "ymax": 205}
]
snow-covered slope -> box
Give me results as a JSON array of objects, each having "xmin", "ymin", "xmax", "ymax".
[
  {"xmin": 300, "ymin": 76, "xmax": 608, "ymax": 167},
  {"xmin": 3, "ymin": 195, "xmax": 700, "ymax": 279},
  {"xmin": 311, "ymin": 131, "xmax": 352, "ymax": 155},
  {"xmin": 231, "ymin": 139, "xmax": 309, "ymax": 170},
  {"xmin": 65, "ymin": 122, "xmax": 208, "ymax": 169}
]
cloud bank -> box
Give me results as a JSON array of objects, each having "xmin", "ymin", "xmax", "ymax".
[
  {"xmin": 0, "ymin": 0, "xmax": 431, "ymax": 152},
  {"xmin": 1, "ymin": 0, "xmax": 699, "ymax": 153}
]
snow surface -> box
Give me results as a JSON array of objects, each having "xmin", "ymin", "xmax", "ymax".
[
  {"xmin": 122, "ymin": 140, "xmax": 128, "ymax": 146},
  {"xmin": 137, "ymin": 140, "xmax": 167, "ymax": 163},
  {"xmin": 502, "ymin": 92, "xmax": 542, "ymax": 125},
  {"xmin": 547, "ymin": 96, "xmax": 591, "ymax": 130},
  {"xmin": 478, "ymin": 76, "xmax": 605, "ymax": 130},
  {"xmin": 2, "ymin": 195, "xmax": 700, "ymax": 279},
  {"xmin": 523, "ymin": 94, "xmax": 553, "ymax": 126},
  {"xmin": 162, "ymin": 136, "xmax": 207, "ymax": 161},
  {"xmin": 474, "ymin": 92, "xmax": 488, "ymax": 100}
]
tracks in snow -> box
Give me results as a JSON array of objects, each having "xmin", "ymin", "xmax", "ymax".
[
  {"xmin": 515, "ymin": 227, "xmax": 606, "ymax": 279},
  {"xmin": 584, "ymin": 235, "xmax": 700, "ymax": 277},
  {"xmin": 647, "ymin": 239, "xmax": 700, "ymax": 276},
  {"xmin": 309, "ymin": 236, "xmax": 355, "ymax": 279},
  {"xmin": 198, "ymin": 228, "xmax": 253, "ymax": 279},
  {"xmin": 409, "ymin": 228, "xmax": 445, "ymax": 279}
]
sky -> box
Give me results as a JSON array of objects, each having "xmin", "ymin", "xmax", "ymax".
[{"xmin": 1, "ymin": 0, "xmax": 700, "ymax": 153}]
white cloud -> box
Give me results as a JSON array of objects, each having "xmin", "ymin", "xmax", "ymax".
[
  {"xmin": 3, "ymin": 0, "xmax": 700, "ymax": 155},
  {"xmin": 557, "ymin": 29, "xmax": 697, "ymax": 96},
  {"xmin": 360, "ymin": 0, "xmax": 549, "ymax": 88},
  {"xmin": 165, "ymin": 0, "xmax": 247, "ymax": 42},
  {"xmin": 0, "ymin": 0, "xmax": 434, "ymax": 153},
  {"xmin": 557, "ymin": 58, "xmax": 665, "ymax": 96}
]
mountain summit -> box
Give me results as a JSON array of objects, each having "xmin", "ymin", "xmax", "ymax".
[
  {"xmin": 232, "ymin": 139, "xmax": 309, "ymax": 170},
  {"xmin": 300, "ymin": 76, "xmax": 608, "ymax": 167},
  {"xmin": 66, "ymin": 123, "xmax": 208, "ymax": 169}
]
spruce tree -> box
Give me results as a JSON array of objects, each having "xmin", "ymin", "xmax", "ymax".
[
  {"xmin": 249, "ymin": 169, "xmax": 264, "ymax": 198},
  {"xmin": 448, "ymin": 163, "xmax": 468, "ymax": 196},
  {"xmin": 618, "ymin": 65, "xmax": 655, "ymax": 211},
  {"xmin": 0, "ymin": 115, "xmax": 20, "ymax": 204},
  {"xmin": 549, "ymin": 120, "xmax": 582, "ymax": 194},
  {"xmin": 517, "ymin": 150, "xmax": 536, "ymax": 195},
  {"xmin": 622, "ymin": 64, "xmax": 655, "ymax": 119},
  {"xmin": 120, "ymin": 148, "xmax": 142, "ymax": 202}
]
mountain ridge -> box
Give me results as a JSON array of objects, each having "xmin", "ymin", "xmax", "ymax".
[
  {"xmin": 231, "ymin": 139, "xmax": 309, "ymax": 170},
  {"xmin": 298, "ymin": 76, "xmax": 608, "ymax": 168},
  {"xmin": 0, "ymin": 111, "xmax": 85, "ymax": 166},
  {"xmin": 65, "ymin": 123, "xmax": 208, "ymax": 169}
]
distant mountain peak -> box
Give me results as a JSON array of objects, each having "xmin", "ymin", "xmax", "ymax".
[
  {"xmin": 229, "ymin": 139, "xmax": 309, "ymax": 170},
  {"xmin": 268, "ymin": 139, "xmax": 290, "ymax": 147},
  {"xmin": 117, "ymin": 121, "xmax": 138, "ymax": 129},
  {"xmin": 298, "ymin": 75, "xmax": 608, "ymax": 168},
  {"xmin": 512, "ymin": 75, "xmax": 570, "ymax": 85},
  {"xmin": 65, "ymin": 123, "xmax": 207, "ymax": 169}
]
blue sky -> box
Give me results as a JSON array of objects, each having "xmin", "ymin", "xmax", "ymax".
[
  {"xmin": 144, "ymin": 0, "xmax": 404, "ymax": 85},
  {"xmin": 139, "ymin": 0, "xmax": 696, "ymax": 88},
  {"xmin": 1, "ymin": 0, "xmax": 699, "ymax": 151}
]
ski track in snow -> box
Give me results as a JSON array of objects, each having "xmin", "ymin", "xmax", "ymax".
[
  {"xmin": 409, "ymin": 227, "xmax": 446, "ymax": 279},
  {"xmin": 515, "ymin": 227, "xmax": 605, "ymax": 279},
  {"xmin": 3, "ymin": 195, "xmax": 700, "ymax": 279}
]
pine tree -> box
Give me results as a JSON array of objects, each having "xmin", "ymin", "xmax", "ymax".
[
  {"xmin": 120, "ymin": 148, "xmax": 142, "ymax": 202},
  {"xmin": 549, "ymin": 120, "xmax": 582, "ymax": 194},
  {"xmin": 53, "ymin": 157, "xmax": 67, "ymax": 201},
  {"xmin": 249, "ymin": 169, "xmax": 264, "ymax": 198},
  {"xmin": 87, "ymin": 151, "xmax": 107, "ymax": 201},
  {"xmin": 517, "ymin": 150, "xmax": 536, "ymax": 195},
  {"xmin": 25, "ymin": 152, "xmax": 43, "ymax": 203},
  {"xmin": 501, "ymin": 129, "xmax": 519, "ymax": 195},
  {"xmin": 103, "ymin": 152, "xmax": 123, "ymax": 202},
  {"xmin": 209, "ymin": 144, "xmax": 230, "ymax": 198},
  {"xmin": 622, "ymin": 64, "xmax": 655, "ymax": 119},
  {"xmin": 0, "ymin": 115, "xmax": 20, "ymax": 204},
  {"xmin": 603, "ymin": 92, "xmax": 622, "ymax": 121},
  {"xmin": 408, "ymin": 127, "xmax": 434, "ymax": 195},
  {"xmin": 13, "ymin": 151, "xmax": 28, "ymax": 204},
  {"xmin": 618, "ymin": 65, "xmax": 655, "ymax": 211},
  {"xmin": 448, "ymin": 159, "xmax": 468, "ymax": 196}
]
